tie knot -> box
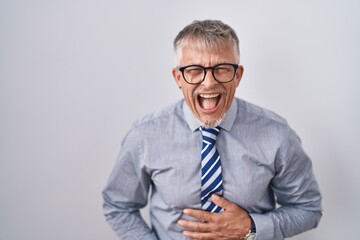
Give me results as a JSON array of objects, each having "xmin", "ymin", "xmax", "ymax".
[{"xmin": 200, "ymin": 127, "xmax": 220, "ymax": 145}]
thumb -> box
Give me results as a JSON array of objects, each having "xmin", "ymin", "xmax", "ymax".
[{"xmin": 211, "ymin": 194, "xmax": 234, "ymax": 211}]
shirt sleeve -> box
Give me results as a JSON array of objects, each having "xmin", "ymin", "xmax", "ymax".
[
  {"xmin": 250, "ymin": 125, "xmax": 322, "ymax": 240},
  {"xmin": 102, "ymin": 127, "xmax": 158, "ymax": 240}
]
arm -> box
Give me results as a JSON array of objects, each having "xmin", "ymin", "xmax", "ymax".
[
  {"xmin": 252, "ymin": 126, "xmax": 322, "ymax": 239},
  {"xmin": 102, "ymin": 128, "xmax": 157, "ymax": 240}
]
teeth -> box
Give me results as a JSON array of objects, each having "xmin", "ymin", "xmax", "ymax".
[{"xmin": 199, "ymin": 93, "xmax": 220, "ymax": 98}]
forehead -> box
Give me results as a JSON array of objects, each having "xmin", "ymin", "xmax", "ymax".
[
  {"xmin": 176, "ymin": 37, "xmax": 239, "ymax": 65},
  {"xmin": 179, "ymin": 45, "xmax": 238, "ymax": 65}
]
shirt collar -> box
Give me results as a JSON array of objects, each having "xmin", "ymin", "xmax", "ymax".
[{"xmin": 182, "ymin": 98, "xmax": 237, "ymax": 132}]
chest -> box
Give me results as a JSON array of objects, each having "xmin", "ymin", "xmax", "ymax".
[{"xmin": 143, "ymin": 134, "xmax": 276, "ymax": 211}]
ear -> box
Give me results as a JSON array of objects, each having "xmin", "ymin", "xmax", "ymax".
[
  {"xmin": 172, "ymin": 68, "xmax": 182, "ymax": 89},
  {"xmin": 234, "ymin": 65, "xmax": 244, "ymax": 87}
]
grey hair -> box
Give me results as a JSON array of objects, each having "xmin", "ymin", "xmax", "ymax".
[{"xmin": 173, "ymin": 20, "xmax": 240, "ymax": 64}]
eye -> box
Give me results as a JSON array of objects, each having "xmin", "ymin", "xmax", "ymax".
[
  {"xmin": 215, "ymin": 66, "xmax": 232, "ymax": 74},
  {"xmin": 185, "ymin": 67, "xmax": 203, "ymax": 76}
]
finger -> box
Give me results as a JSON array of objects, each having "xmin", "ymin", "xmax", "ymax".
[
  {"xmin": 183, "ymin": 230, "xmax": 214, "ymax": 240},
  {"xmin": 178, "ymin": 219, "xmax": 210, "ymax": 232},
  {"xmin": 183, "ymin": 208, "xmax": 214, "ymax": 222},
  {"xmin": 211, "ymin": 194, "xmax": 236, "ymax": 211}
]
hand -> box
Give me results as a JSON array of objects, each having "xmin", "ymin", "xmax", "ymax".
[{"xmin": 178, "ymin": 194, "xmax": 251, "ymax": 240}]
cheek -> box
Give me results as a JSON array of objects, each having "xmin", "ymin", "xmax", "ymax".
[
  {"xmin": 182, "ymin": 87, "xmax": 197, "ymax": 107},
  {"xmin": 183, "ymin": 86, "xmax": 195, "ymax": 99},
  {"xmin": 224, "ymin": 85, "xmax": 237, "ymax": 105}
]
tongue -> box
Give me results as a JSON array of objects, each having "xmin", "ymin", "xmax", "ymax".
[{"xmin": 200, "ymin": 97, "xmax": 218, "ymax": 110}]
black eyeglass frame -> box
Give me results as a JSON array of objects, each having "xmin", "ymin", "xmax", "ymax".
[{"xmin": 176, "ymin": 63, "xmax": 239, "ymax": 85}]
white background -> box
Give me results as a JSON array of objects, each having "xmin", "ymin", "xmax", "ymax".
[{"xmin": 1, "ymin": 0, "xmax": 359, "ymax": 239}]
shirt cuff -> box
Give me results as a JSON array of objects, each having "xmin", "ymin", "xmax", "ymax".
[{"xmin": 249, "ymin": 213, "xmax": 275, "ymax": 240}]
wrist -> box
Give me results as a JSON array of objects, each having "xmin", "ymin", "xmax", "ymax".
[
  {"xmin": 249, "ymin": 214, "xmax": 256, "ymax": 233},
  {"xmin": 243, "ymin": 214, "xmax": 256, "ymax": 240}
]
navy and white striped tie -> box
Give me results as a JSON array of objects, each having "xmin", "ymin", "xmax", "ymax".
[{"xmin": 200, "ymin": 126, "xmax": 223, "ymax": 213}]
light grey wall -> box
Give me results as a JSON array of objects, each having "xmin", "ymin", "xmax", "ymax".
[{"xmin": 1, "ymin": 0, "xmax": 359, "ymax": 239}]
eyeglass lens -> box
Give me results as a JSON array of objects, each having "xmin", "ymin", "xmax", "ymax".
[{"xmin": 183, "ymin": 64, "xmax": 236, "ymax": 84}]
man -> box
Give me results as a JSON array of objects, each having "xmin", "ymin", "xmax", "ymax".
[{"xmin": 102, "ymin": 20, "xmax": 322, "ymax": 240}]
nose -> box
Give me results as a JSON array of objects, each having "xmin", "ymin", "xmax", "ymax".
[{"xmin": 201, "ymin": 69, "xmax": 218, "ymax": 87}]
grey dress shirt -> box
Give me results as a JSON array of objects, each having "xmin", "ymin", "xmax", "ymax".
[{"xmin": 102, "ymin": 98, "xmax": 322, "ymax": 240}]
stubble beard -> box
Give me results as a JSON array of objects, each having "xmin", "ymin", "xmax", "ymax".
[{"xmin": 196, "ymin": 112, "xmax": 226, "ymax": 128}]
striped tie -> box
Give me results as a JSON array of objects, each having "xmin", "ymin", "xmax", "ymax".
[{"xmin": 200, "ymin": 126, "xmax": 223, "ymax": 213}]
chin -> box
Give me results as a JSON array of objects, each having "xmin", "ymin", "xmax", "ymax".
[{"xmin": 197, "ymin": 113, "xmax": 226, "ymax": 128}]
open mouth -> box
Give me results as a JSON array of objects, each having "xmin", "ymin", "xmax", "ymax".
[{"xmin": 198, "ymin": 93, "xmax": 221, "ymax": 111}]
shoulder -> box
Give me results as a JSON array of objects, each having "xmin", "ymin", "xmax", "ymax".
[
  {"xmin": 235, "ymin": 98, "xmax": 288, "ymax": 127},
  {"xmin": 132, "ymin": 100, "xmax": 184, "ymax": 129},
  {"xmin": 121, "ymin": 100, "xmax": 184, "ymax": 146}
]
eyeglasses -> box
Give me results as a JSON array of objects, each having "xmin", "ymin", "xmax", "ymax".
[{"xmin": 176, "ymin": 63, "xmax": 239, "ymax": 85}]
